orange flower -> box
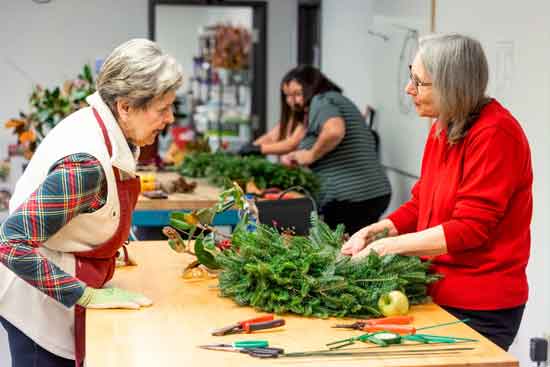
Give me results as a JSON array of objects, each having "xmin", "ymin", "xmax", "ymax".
[
  {"xmin": 5, "ymin": 119, "xmax": 25, "ymax": 128},
  {"xmin": 19, "ymin": 130, "xmax": 36, "ymax": 143}
]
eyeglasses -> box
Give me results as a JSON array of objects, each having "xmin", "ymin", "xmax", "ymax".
[{"xmin": 408, "ymin": 64, "xmax": 432, "ymax": 92}]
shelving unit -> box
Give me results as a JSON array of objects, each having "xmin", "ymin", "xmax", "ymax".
[{"xmin": 185, "ymin": 24, "xmax": 253, "ymax": 152}]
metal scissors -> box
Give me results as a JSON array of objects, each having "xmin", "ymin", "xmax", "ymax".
[
  {"xmin": 211, "ymin": 314, "xmax": 285, "ymax": 336},
  {"xmin": 199, "ymin": 340, "xmax": 284, "ymax": 358}
]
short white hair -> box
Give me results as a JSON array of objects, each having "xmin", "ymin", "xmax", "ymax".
[
  {"xmin": 97, "ymin": 39, "xmax": 183, "ymax": 113},
  {"xmin": 418, "ymin": 33, "xmax": 489, "ymax": 143}
]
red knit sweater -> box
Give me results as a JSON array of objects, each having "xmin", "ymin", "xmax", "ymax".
[{"xmin": 388, "ymin": 100, "xmax": 532, "ymax": 310}]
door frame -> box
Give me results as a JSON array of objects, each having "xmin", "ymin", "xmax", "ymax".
[
  {"xmin": 148, "ymin": 0, "xmax": 268, "ymax": 136},
  {"xmin": 297, "ymin": 0, "xmax": 321, "ymax": 66}
]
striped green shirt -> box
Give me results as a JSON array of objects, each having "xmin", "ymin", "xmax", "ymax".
[{"xmin": 299, "ymin": 91, "xmax": 391, "ymax": 206}]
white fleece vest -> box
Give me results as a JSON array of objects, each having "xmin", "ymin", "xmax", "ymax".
[{"xmin": 0, "ymin": 92, "xmax": 138, "ymax": 359}]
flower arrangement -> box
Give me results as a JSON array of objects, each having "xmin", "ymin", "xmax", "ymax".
[
  {"xmin": 5, "ymin": 65, "xmax": 95, "ymax": 159},
  {"xmin": 211, "ymin": 24, "xmax": 251, "ymax": 70}
]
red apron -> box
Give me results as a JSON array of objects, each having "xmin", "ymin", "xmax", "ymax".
[{"xmin": 73, "ymin": 108, "xmax": 141, "ymax": 366}]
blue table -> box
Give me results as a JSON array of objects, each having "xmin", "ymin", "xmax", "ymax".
[
  {"xmin": 132, "ymin": 209, "xmax": 240, "ymax": 227},
  {"xmin": 132, "ymin": 173, "xmax": 241, "ymax": 239}
]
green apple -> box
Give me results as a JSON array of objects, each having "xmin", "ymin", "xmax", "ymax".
[{"xmin": 378, "ymin": 290, "xmax": 409, "ymax": 316}]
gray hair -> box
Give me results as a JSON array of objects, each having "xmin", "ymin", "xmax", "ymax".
[
  {"xmin": 97, "ymin": 39, "xmax": 183, "ymax": 115},
  {"xmin": 418, "ymin": 33, "xmax": 489, "ymax": 143}
]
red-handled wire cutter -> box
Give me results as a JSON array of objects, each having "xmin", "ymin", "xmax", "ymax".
[
  {"xmin": 211, "ymin": 314, "xmax": 286, "ymax": 336},
  {"xmin": 332, "ymin": 316, "xmax": 415, "ymax": 334}
]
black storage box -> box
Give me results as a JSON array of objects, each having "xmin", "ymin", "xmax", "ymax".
[{"xmin": 256, "ymin": 197, "xmax": 315, "ymax": 236}]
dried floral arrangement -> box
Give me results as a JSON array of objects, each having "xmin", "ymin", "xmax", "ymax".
[
  {"xmin": 5, "ymin": 65, "xmax": 95, "ymax": 159},
  {"xmin": 211, "ymin": 24, "xmax": 252, "ymax": 70}
]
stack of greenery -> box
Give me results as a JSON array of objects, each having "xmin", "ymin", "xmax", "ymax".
[
  {"xmin": 166, "ymin": 184, "xmax": 440, "ymax": 318},
  {"xmin": 212, "ymin": 215, "xmax": 440, "ymax": 318},
  {"xmin": 179, "ymin": 152, "xmax": 320, "ymax": 195}
]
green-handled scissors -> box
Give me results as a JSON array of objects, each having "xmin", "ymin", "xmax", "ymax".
[
  {"xmin": 232, "ymin": 340, "xmax": 269, "ymax": 348},
  {"xmin": 199, "ymin": 340, "xmax": 285, "ymax": 358},
  {"xmin": 200, "ymin": 340, "xmax": 269, "ymax": 349}
]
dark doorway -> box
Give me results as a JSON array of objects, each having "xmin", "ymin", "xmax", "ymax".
[{"xmin": 298, "ymin": 0, "xmax": 321, "ymax": 67}]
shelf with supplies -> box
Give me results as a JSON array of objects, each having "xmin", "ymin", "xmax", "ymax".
[{"xmin": 184, "ymin": 24, "xmax": 254, "ymax": 153}]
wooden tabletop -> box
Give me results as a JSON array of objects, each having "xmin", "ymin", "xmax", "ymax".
[
  {"xmin": 86, "ymin": 242, "xmax": 518, "ymax": 367},
  {"xmin": 136, "ymin": 172, "xmax": 221, "ymax": 210}
]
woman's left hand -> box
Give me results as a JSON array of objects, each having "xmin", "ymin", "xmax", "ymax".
[
  {"xmin": 291, "ymin": 149, "xmax": 315, "ymax": 166},
  {"xmin": 352, "ymin": 237, "xmax": 397, "ymax": 259},
  {"xmin": 281, "ymin": 152, "xmax": 298, "ymax": 167}
]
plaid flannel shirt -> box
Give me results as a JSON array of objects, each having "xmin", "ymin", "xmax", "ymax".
[{"xmin": 0, "ymin": 153, "xmax": 107, "ymax": 307}]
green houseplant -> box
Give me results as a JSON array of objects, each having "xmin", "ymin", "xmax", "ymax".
[{"xmin": 5, "ymin": 64, "xmax": 95, "ymax": 159}]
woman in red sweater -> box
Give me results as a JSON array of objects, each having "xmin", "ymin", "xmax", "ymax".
[{"xmin": 342, "ymin": 33, "xmax": 532, "ymax": 351}]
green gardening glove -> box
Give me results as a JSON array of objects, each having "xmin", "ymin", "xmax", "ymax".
[{"xmin": 76, "ymin": 286, "xmax": 153, "ymax": 309}]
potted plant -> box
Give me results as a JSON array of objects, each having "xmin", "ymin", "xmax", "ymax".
[{"xmin": 5, "ymin": 65, "xmax": 95, "ymax": 160}]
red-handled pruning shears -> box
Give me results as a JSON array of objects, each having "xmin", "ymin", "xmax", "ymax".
[
  {"xmin": 332, "ymin": 316, "xmax": 415, "ymax": 334},
  {"xmin": 211, "ymin": 314, "xmax": 286, "ymax": 336}
]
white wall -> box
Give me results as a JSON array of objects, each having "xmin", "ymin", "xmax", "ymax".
[
  {"xmin": 206, "ymin": 6, "xmax": 253, "ymax": 28},
  {"xmin": 252, "ymin": 0, "xmax": 297, "ymax": 130},
  {"xmin": 321, "ymin": 0, "xmax": 375, "ymax": 114},
  {"xmin": 321, "ymin": 0, "xmax": 429, "ymax": 212},
  {"xmin": 322, "ymin": 1, "xmax": 550, "ymax": 366},
  {"xmin": 0, "ymin": 0, "xmax": 148, "ymax": 164},
  {"xmin": 155, "ymin": 5, "xmax": 253, "ymax": 90}
]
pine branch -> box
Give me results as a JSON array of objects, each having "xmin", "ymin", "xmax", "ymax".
[{"xmin": 214, "ymin": 213, "xmax": 441, "ymax": 318}]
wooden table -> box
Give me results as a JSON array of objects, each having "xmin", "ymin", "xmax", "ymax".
[
  {"xmin": 133, "ymin": 172, "xmax": 239, "ymax": 228},
  {"xmin": 86, "ymin": 242, "xmax": 518, "ymax": 367},
  {"xmin": 136, "ymin": 172, "xmax": 221, "ymax": 211}
]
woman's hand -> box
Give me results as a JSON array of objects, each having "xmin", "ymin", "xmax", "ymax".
[
  {"xmin": 341, "ymin": 219, "xmax": 398, "ymax": 256},
  {"xmin": 281, "ymin": 149, "xmax": 315, "ymax": 167},
  {"xmin": 352, "ymin": 237, "xmax": 396, "ymax": 259},
  {"xmin": 281, "ymin": 152, "xmax": 298, "ymax": 167},
  {"xmin": 350, "ymin": 224, "xmax": 449, "ymax": 259},
  {"xmin": 292, "ymin": 149, "xmax": 315, "ymax": 166},
  {"xmin": 76, "ymin": 286, "xmax": 153, "ymax": 309}
]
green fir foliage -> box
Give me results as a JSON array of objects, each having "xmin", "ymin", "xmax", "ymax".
[
  {"xmin": 215, "ymin": 213, "xmax": 441, "ymax": 318},
  {"xmin": 179, "ymin": 152, "xmax": 320, "ymax": 195}
]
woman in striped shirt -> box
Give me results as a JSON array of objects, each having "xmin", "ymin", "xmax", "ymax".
[{"xmin": 281, "ymin": 65, "xmax": 391, "ymax": 234}]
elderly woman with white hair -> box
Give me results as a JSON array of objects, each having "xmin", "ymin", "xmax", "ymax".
[
  {"xmin": 342, "ymin": 34, "xmax": 532, "ymax": 350},
  {"xmin": 0, "ymin": 39, "xmax": 183, "ymax": 366}
]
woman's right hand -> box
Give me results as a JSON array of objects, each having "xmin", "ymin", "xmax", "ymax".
[
  {"xmin": 340, "ymin": 219, "xmax": 398, "ymax": 256},
  {"xmin": 76, "ymin": 286, "xmax": 153, "ymax": 309}
]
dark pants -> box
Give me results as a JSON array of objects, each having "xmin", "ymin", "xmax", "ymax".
[
  {"xmin": 442, "ymin": 305, "xmax": 525, "ymax": 351},
  {"xmin": 322, "ymin": 194, "xmax": 391, "ymax": 235},
  {"xmin": 0, "ymin": 316, "xmax": 75, "ymax": 367}
]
